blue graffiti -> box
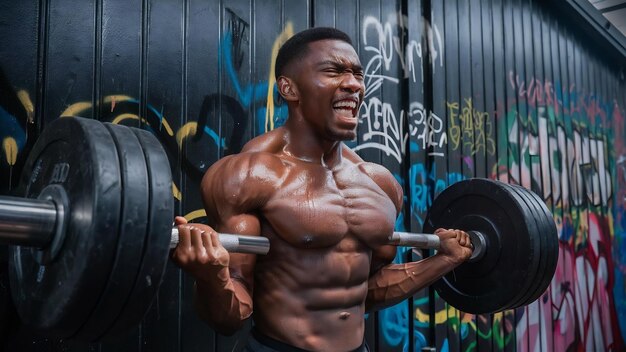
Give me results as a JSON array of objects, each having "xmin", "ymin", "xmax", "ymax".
[
  {"xmin": 222, "ymin": 32, "xmax": 268, "ymax": 109},
  {"xmin": 221, "ymin": 32, "xmax": 288, "ymax": 133},
  {"xmin": 377, "ymin": 243, "xmax": 431, "ymax": 351},
  {"xmin": 0, "ymin": 105, "xmax": 26, "ymax": 164},
  {"xmin": 408, "ymin": 163, "xmax": 465, "ymax": 226},
  {"xmin": 203, "ymin": 125, "xmax": 226, "ymax": 148}
]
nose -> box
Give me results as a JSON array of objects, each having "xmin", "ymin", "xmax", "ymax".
[{"xmin": 340, "ymin": 73, "xmax": 364, "ymax": 94}]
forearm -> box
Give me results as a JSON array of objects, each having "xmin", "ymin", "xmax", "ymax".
[
  {"xmin": 365, "ymin": 254, "xmax": 458, "ymax": 312},
  {"xmin": 193, "ymin": 271, "xmax": 253, "ymax": 334}
]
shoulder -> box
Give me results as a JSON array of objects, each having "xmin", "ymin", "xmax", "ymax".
[
  {"xmin": 201, "ymin": 151, "xmax": 287, "ymax": 214},
  {"xmin": 342, "ymin": 146, "xmax": 404, "ymax": 214},
  {"xmin": 358, "ymin": 162, "xmax": 403, "ymax": 213},
  {"xmin": 203, "ymin": 151, "xmax": 287, "ymax": 191},
  {"xmin": 206, "ymin": 126, "xmax": 289, "ymax": 187}
]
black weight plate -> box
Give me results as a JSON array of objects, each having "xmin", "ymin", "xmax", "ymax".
[
  {"xmin": 481, "ymin": 182, "xmax": 542, "ymax": 311},
  {"xmin": 514, "ymin": 185, "xmax": 558, "ymax": 306},
  {"xmin": 423, "ymin": 178, "xmax": 541, "ymax": 314},
  {"xmin": 9, "ymin": 116, "xmax": 122, "ymax": 337},
  {"xmin": 504, "ymin": 184, "xmax": 547, "ymax": 310},
  {"xmin": 102, "ymin": 127, "xmax": 173, "ymax": 339},
  {"xmin": 72, "ymin": 123, "xmax": 150, "ymax": 341}
]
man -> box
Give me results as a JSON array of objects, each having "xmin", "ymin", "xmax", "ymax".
[{"xmin": 172, "ymin": 27, "xmax": 472, "ymax": 352}]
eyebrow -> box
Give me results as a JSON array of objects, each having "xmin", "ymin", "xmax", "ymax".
[{"xmin": 317, "ymin": 60, "xmax": 363, "ymax": 72}]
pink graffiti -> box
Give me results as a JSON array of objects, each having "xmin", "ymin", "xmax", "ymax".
[
  {"xmin": 508, "ymin": 71, "xmax": 560, "ymax": 113},
  {"xmin": 521, "ymin": 213, "xmax": 624, "ymax": 351}
]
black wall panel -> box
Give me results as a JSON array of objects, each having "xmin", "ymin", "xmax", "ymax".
[{"xmin": 1, "ymin": 1, "xmax": 625, "ymax": 351}]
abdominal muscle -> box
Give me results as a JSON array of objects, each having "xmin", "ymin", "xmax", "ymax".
[{"xmin": 251, "ymin": 231, "xmax": 372, "ymax": 351}]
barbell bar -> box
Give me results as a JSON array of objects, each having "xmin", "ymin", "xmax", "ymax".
[
  {"xmin": 0, "ymin": 116, "xmax": 558, "ymax": 342},
  {"xmin": 0, "ymin": 194, "xmax": 484, "ymax": 258},
  {"xmin": 0, "ymin": 195, "xmax": 270, "ymax": 255}
]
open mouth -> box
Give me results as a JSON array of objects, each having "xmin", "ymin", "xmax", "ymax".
[{"xmin": 332, "ymin": 99, "xmax": 358, "ymax": 118}]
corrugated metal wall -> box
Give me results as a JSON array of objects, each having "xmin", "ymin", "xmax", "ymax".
[{"xmin": 1, "ymin": 0, "xmax": 625, "ymax": 351}]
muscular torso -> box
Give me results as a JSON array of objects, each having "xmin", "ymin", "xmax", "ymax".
[
  {"xmin": 205, "ymin": 128, "xmax": 401, "ymax": 350},
  {"xmin": 254, "ymin": 154, "xmax": 397, "ymax": 348}
]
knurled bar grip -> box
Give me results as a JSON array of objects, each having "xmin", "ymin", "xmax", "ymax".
[
  {"xmin": 388, "ymin": 232, "xmax": 441, "ymax": 248},
  {"xmin": 389, "ymin": 230, "xmax": 486, "ymax": 263},
  {"xmin": 170, "ymin": 228, "xmax": 270, "ymax": 255}
]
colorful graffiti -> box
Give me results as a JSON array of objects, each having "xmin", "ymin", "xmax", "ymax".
[
  {"xmin": 355, "ymin": 13, "xmax": 448, "ymax": 162},
  {"xmin": 495, "ymin": 71, "xmax": 625, "ymax": 351},
  {"xmin": 1, "ymin": 3, "xmax": 626, "ymax": 352}
]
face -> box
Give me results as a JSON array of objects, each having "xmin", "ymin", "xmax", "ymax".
[{"xmin": 285, "ymin": 39, "xmax": 365, "ymax": 141}]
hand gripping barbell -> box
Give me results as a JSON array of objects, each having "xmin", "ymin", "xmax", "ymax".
[{"xmin": 0, "ymin": 117, "xmax": 558, "ymax": 342}]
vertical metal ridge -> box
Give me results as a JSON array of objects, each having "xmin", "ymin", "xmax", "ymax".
[
  {"xmin": 137, "ymin": 1, "xmax": 149, "ymax": 343},
  {"xmin": 180, "ymin": 0, "xmax": 189, "ymax": 170},
  {"xmin": 250, "ymin": 0, "xmax": 255, "ymax": 140},
  {"xmin": 140, "ymin": 0, "xmax": 150, "ymax": 129},
  {"xmin": 178, "ymin": 0, "xmax": 189, "ymax": 348},
  {"xmin": 217, "ymin": 0, "xmax": 224, "ymax": 159},
  {"xmin": 94, "ymin": 0, "xmax": 103, "ymax": 120},
  {"xmin": 400, "ymin": 1, "xmax": 414, "ymax": 351},
  {"xmin": 35, "ymin": 0, "xmax": 50, "ymax": 130}
]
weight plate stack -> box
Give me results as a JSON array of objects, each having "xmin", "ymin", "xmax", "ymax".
[
  {"xmin": 424, "ymin": 178, "xmax": 542, "ymax": 314},
  {"xmin": 103, "ymin": 126, "xmax": 173, "ymax": 339},
  {"xmin": 9, "ymin": 116, "xmax": 122, "ymax": 337},
  {"xmin": 510, "ymin": 184, "xmax": 559, "ymax": 307},
  {"xmin": 503, "ymin": 183, "xmax": 547, "ymax": 310},
  {"xmin": 72, "ymin": 122, "xmax": 151, "ymax": 341}
]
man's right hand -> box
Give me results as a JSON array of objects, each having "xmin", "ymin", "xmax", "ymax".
[{"xmin": 171, "ymin": 216, "xmax": 231, "ymax": 283}]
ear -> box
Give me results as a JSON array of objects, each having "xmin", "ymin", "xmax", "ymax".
[{"xmin": 277, "ymin": 76, "xmax": 298, "ymax": 102}]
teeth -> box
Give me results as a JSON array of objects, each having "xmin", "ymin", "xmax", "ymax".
[{"xmin": 333, "ymin": 100, "xmax": 357, "ymax": 109}]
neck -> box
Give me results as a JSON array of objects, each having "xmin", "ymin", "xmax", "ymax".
[{"xmin": 283, "ymin": 116, "xmax": 343, "ymax": 169}]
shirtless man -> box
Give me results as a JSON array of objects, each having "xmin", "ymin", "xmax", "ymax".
[{"xmin": 172, "ymin": 27, "xmax": 473, "ymax": 352}]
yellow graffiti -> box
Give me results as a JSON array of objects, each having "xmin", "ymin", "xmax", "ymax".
[
  {"xmin": 447, "ymin": 98, "xmax": 495, "ymax": 156},
  {"xmin": 112, "ymin": 113, "xmax": 141, "ymax": 125},
  {"xmin": 3, "ymin": 137, "xmax": 18, "ymax": 166},
  {"xmin": 184, "ymin": 209, "xmax": 207, "ymax": 222},
  {"xmin": 112, "ymin": 113, "xmax": 174, "ymax": 137},
  {"xmin": 414, "ymin": 305, "xmax": 476, "ymax": 325},
  {"xmin": 172, "ymin": 182, "xmax": 182, "ymax": 201},
  {"xmin": 103, "ymin": 95, "xmax": 133, "ymax": 113},
  {"xmin": 103, "ymin": 95, "xmax": 133, "ymax": 104},
  {"xmin": 62, "ymin": 102, "xmax": 92, "ymax": 116},
  {"xmin": 17, "ymin": 90, "xmax": 34, "ymax": 123},
  {"xmin": 176, "ymin": 122, "xmax": 198, "ymax": 150},
  {"xmin": 265, "ymin": 22, "xmax": 294, "ymax": 132},
  {"xmin": 60, "ymin": 96, "xmax": 174, "ymax": 136}
]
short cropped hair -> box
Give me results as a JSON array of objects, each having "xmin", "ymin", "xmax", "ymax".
[{"xmin": 275, "ymin": 27, "xmax": 353, "ymax": 79}]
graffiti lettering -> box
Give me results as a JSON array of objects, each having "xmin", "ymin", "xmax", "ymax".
[
  {"xmin": 446, "ymin": 98, "xmax": 495, "ymax": 156},
  {"xmin": 354, "ymin": 99, "xmax": 447, "ymax": 163},
  {"xmin": 504, "ymin": 108, "xmax": 611, "ymax": 207},
  {"xmin": 362, "ymin": 13, "xmax": 443, "ymax": 90}
]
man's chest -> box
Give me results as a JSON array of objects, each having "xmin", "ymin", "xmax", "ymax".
[{"xmin": 261, "ymin": 166, "xmax": 398, "ymax": 249}]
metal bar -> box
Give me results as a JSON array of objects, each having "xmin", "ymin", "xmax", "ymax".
[
  {"xmin": 0, "ymin": 195, "xmax": 57, "ymax": 248},
  {"xmin": 388, "ymin": 232, "xmax": 441, "ymax": 249},
  {"xmin": 170, "ymin": 228, "xmax": 270, "ymax": 255},
  {"xmin": 170, "ymin": 229, "xmax": 442, "ymax": 255},
  {"xmin": 600, "ymin": 3, "xmax": 626, "ymax": 13}
]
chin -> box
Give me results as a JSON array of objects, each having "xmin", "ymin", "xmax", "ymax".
[{"xmin": 329, "ymin": 129, "xmax": 357, "ymax": 141}]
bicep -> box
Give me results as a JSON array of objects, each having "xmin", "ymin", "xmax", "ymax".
[{"xmin": 216, "ymin": 213, "xmax": 262, "ymax": 291}]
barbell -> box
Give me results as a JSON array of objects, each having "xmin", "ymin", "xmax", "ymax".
[{"xmin": 0, "ymin": 116, "xmax": 558, "ymax": 342}]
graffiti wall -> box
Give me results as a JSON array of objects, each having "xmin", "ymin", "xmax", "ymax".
[{"xmin": 0, "ymin": 0, "xmax": 624, "ymax": 351}]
